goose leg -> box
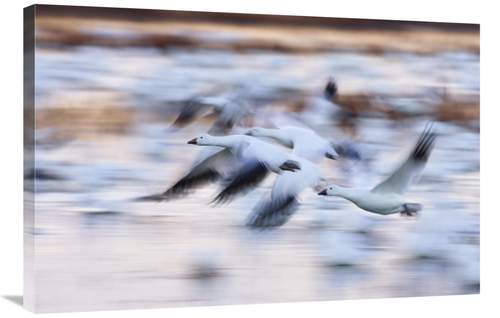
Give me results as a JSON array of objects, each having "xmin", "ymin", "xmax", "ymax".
[{"xmin": 400, "ymin": 203, "xmax": 423, "ymax": 217}]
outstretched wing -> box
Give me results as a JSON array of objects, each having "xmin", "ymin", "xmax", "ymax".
[
  {"xmin": 324, "ymin": 77, "xmax": 338, "ymax": 101},
  {"xmin": 207, "ymin": 101, "xmax": 247, "ymax": 136},
  {"xmin": 371, "ymin": 123, "xmax": 437, "ymax": 196},
  {"xmin": 211, "ymin": 160, "xmax": 270, "ymax": 205},
  {"xmin": 168, "ymin": 96, "xmax": 228, "ymax": 132},
  {"xmin": 245, "ymin": 160, "xmax": 322, "ymax": 228},
  {"xmin": 163, "ymin": 148, "xmax": 236, "ymax": 199},
  {"xmin": 245, "ymin": 194, "xmax": 300, "ymax": 229}
]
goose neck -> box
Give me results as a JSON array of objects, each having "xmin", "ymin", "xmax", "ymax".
[
  {"xmin": 209, "ymin": 136, "xmax": 237, "ymax": 149},
  {"xmin": 336, "ymin": 186, "xmax": 363, "ymax": 202},
  {"xmin": 264, "ymin": 129, "xmax": 293, "ymax": 147}
]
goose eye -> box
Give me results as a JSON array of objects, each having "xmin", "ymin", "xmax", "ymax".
[
  {"xmin": 329, "ymin": 187, "xmax": 332, "ymax": 190},
  {"xmin": 200, "ymin": 136, "xmax": 203, "ymax": 139}
]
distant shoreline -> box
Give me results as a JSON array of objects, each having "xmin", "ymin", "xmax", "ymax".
[
  {"xmin": 33, "ymin": 4, "xmax": 479, "ymax": 33},
  {"xmin": 33, "ymin": 9, "xmax": 479, "ymax": 55}
]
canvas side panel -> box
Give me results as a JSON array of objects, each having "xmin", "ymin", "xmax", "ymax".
[{"xmin": 23, "ymin": 4, "xmax": 36, "ymax": 313}]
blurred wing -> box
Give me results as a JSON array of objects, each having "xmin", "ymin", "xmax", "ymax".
[
  {"xmin": 211, "ymin": 159, "xmax": 270, "ymax": 205},
  {"xmin": 254, "ymin": 106, "xmax": 314, "ymax": 132},
  {"xmin": 245, "ymin": 162, "xmax": 321, "ymax": 228},
  {"xmin": 168, "ymin": 100, "xmax": 216, "ymax": 131},
  {"xmin": 371, "ymin": 124, "xmax": 437, "ymax": 196},
  {"xmin": 289, "ymin": 130, "xmax": 338, "ymax": 163},
  {"xmin": 245, "ymin": 194, "xmax": 299, "ymax": 229},
  {"xmin": 207, "ymin": 102, "xmax": 244, "ymax": 136},
  {"xmin": 324, "ymin": 78, "xmax": 338, "ymax": 101},
  {"xmin": 190, "ymin": 146, "xmax": 224, "ymax": 168},
  {"xmin": 207, "ymin": 118, "xmax": 235, "ymax": 136},
  {"xmin": 292, "ymin": 139, "xmax": 327, "ymax": 163},
  {"xmin": 272, "ymin": 112, "xmax": 314, "ymax": 132},
  {"xmin": 163, "ymin": 148, "xmax": 237, "ymax": 198},
  {"xmin": 329, "ymin": 139, "xmax": 362, "ymax": 162}
]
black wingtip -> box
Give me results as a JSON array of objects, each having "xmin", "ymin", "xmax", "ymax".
[
  {"xmin": 133, "ymin": 193, "xmax": 170, "ymax": 202},
  {"xmin": 162, "ymin": 167, "xmax": 222, "ymax": 200},
  {"xmin": 210, "ymin": 160, "xmax": 270, "ymax": 206},
  {"xmin": 245, "ymin": 196, "xmax": 299, "ymax": 229},
  {"xmin": 325, "ymin": 152, "xmax": 339, "ymax": 161},
  {"xmin": 210, "ymin": 191, "xmax": 233, "ymax": 207},
  {"xmin": 279, "ymin": 160, "xmax": 301, "ymax": 172},
  {"xmin": 411, "ymin": 122, "xmax": 438, "ymax": 161},
  {"xmin": 324, "ymin": 78, "xmax": 338, "ymax": 100}
]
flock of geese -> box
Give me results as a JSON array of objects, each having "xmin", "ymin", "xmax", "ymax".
[{"xmin": 147, "ymin": 80, "xmax": 438, "ymax": 229}]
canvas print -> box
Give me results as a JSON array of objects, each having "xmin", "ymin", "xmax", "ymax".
[{"xmin": 24, "ymin": 4, "xmax": 480, "ymax": 313}]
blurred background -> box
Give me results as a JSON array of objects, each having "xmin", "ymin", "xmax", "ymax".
[{"xmin": 25, "ymin": 5, "xmax": 479, "ymax": 313}]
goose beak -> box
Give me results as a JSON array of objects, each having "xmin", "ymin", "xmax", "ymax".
[
  {"xmin": 318, "ymin": 189, "xmax": 327, "ymax": 196},
  {"xmin": 187, "ymin": 138, "xmax": 197, "ymax": 145}
]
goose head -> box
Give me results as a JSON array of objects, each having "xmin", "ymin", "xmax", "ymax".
[
  {"xmin": 187, "ymin": 134, "xmax": 214, "ymax": 146},
  {"xmin": 318, "ymin": 184, "xmax": 341, "ymax": 196}
]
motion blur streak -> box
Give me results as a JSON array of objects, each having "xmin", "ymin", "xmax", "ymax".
[{"xmin": 25, "ymin": 5, "xmax": 479, "ymax": 313}]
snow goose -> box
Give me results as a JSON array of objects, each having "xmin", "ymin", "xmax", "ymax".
[
  {"xmin": 247, "ymin": 108, "xmax": 364, "ymax": 163},
  {"xmin": 167, "ymin": 93, "xmax": 251, "ymax": 136},
  {"xmin": 318, "ymin": 123, "xmax": 437, "ymax": 216},
  {"xmin": 245, "ymin": 156, "xmax": 327, "ymax": 228},
  {"xmin": 245, "ymin": 124, "xmax": 366, "ymax": 194},
  {"xmin": 159, "ymin": 134, "xmax": 301, "ymax": 202},
  {"xmin": 246, "ymin": 126, "xmax": 340, "ymax": 163}
]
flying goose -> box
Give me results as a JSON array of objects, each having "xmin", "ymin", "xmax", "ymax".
[
  {"xmin": 245, "ymin": 156, "xmax": 327, "ymax": 228},
  {"xmin": 167, "ymin": 89, "xmax": 252, "ymax": 136},
  {"xmin": 318, "ymin": 123, "xmax": 437, "ymax": 216},
  {"xmin": 247, "ymin": 107, "xmax": 363, "ymax": 163},
  {"xmin": 246, "ymin": 126, "xmax": 340, "ymax": 163},
  {"xmin": 160, "ymin": 134, "xmax": 301, "ymax": 202}
]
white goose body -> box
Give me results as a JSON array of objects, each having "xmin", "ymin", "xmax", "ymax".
[
  {"xmin": 246, "ymin": 155, "xmax": 327, "ymax": 228},
  {"xmin": 190, "ymin": 134, "xmax": 299, "ymax": 174},
  {"xmin": 154, "ymin": 134, "xmax": 302, "ymax": 204},
  {"xmin": 247, "ymin": 126, "xmax": 339, "ymax": 163},
  {"xmin": 270, "ymin": 156, "xmax": 325, "ymax": 198},
  {"xmin": 319, "ymin": 124, "xmax": 437, "ymax": 216},
  {"xmin": 328, "ymin": 187, "xmax": 407, "ymax": 215}
]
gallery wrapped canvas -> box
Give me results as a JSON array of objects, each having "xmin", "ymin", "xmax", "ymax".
[{"xmin": 24, "ymin": 4, "xmax": 479, "ymax": 313}]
